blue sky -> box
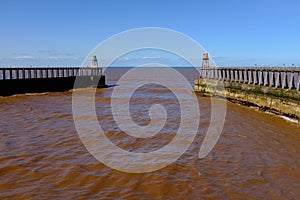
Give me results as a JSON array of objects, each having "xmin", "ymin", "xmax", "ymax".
[{"xmin": 0, "ymin": 0, "xmax": 299, "ymax": 67}]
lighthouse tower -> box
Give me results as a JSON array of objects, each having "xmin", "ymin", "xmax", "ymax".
[
  {"xmin": 91, "ymin": 55, "xmax": 102, "ymax": 76},
  {"xmin": 91, "ymin": 55, "xmax": 98, "ymax": 68},
  {"xmin": 201, "ymin": 53, "xmax": 209, "ymax": 69}
]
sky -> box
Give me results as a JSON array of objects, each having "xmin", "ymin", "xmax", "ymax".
[{"xmin": 0, "ymin": 0, "xmax": 299, "ymax": 67}]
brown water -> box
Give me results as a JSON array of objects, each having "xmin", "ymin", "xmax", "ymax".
[{"xmin": 0, "ymin": 68, "xmax": 299, "ymax": 199}]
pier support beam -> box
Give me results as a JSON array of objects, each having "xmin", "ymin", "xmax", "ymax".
[
  {"xmin": 34, "ymin": 68, "xmax": 37, "ymax": 78},
  {"xmin": 22, "ymin": 68, "xmax": 25, "ymax": 79},
  {"xmin": 243, "ymin": 70, "xmax": 248, "ymax": 83},
  {"xmin": 282, "ymin": 71, "xmax": 288, "ymax": 89},
  {"xmin": 297, "ymin": 71, "xmax": 300, "ymax": 91},
  {"xmin": 40, "ymin": 69, "xmax": 43, "ymax": 78},
  {"xmin": 235, "ymin": 70, "xmax": 239, "ymax": 83},
  {"xmin": 1, "ymin": 69, "xmax": 5, "ymax": 80},
  {"xmin": 16, "ymin": 69, "xmax": 20, "ymax": 79},
  {"xmin": 227, "ymin": 69, "xmax": 230, "ymax": 81},
  {"xmin": 255, "ymin": 70, "xmax": 259, "ymax": 85},
  {"xmin": 264, "ymin": 71, "xmax": 269, "ymax": 86},
  {"xmin": 240, "ymin": 70, "xmax": 244, "ymax": 83},
  {"xmin": 289, "ymin": 71, "xmax": 295, "ymax": 90},
  {"xmin": 252, "ymin": 70, "xmax": 257, "ymax": 85},
  {"xmin": 258, "ymin": 70, "xmax": 264, "ymax": 85},
  {"xmin": 9, "ymin": 69, "xmax": 13, "ymax": 79},
  {"xmin": 275, "ymin": 72, "xmax": 281, "ymax": 88},
  {"xmin": 269, "ymin": 71, "xmax": 275, "ymax": 87},
  {"xmin": 248, "ymin": 70, "xmax": 252, "ymax": 84}
]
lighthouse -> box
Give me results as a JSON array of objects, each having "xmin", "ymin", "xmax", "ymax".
[
  {"xmin": 201, "ymin": 53, "xmax": 209, "ymax": 69},
  {"xmin": 91, "ymin": 55, "xmax": 102, "ymax": 76},
  {"xmin": 92, "ymin": 55, "xmax": 98, "ymax": 68}
]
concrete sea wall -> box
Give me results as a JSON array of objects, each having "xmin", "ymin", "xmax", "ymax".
[
  {"xmin": 194, "ymin": 77, "xmax": 300, "ymax": 120},
  {"xmin": 0, "ymin": 76, "xmax": 105, "ymax": 96}
]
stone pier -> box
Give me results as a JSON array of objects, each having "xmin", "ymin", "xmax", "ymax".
[{"xmin": 195, "ymin": 67, "xmax": 300, "ymax": 120}]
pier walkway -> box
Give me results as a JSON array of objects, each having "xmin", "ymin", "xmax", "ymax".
[
  {"xmin": 200, "ymin": 68, "xmax": 300, "ymax": 91},
  {"xmin": 0, "ymin": 67, "xmax": 102, "ymax": 80},
  {"xmin": 0, "ymin": 67, "xmax": 105, "ymax": 96}
]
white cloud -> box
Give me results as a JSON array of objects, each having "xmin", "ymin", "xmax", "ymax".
[
  {"xmin": 12, "ymin": 55, "xmax": 34, "ymax": 59},
  {"xmin": 142, "ymin": 56, "xmax": 161, "ymax": 59}
]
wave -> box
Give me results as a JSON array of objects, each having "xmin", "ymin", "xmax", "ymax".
[{"xmin": 264, "ymin": 110, "xmax": 299, "ymax": 124}]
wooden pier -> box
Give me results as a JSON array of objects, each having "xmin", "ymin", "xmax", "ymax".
[{"xmin": 0, "ymin": 67, "xmax": 105, "ymax": 96}]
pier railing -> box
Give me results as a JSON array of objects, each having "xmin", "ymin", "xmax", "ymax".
[
  {"xmin": 0, "ymin": 67, "xmax": 103, "ymax": 80},
  {"xmin": 200, "ymin": 68, "xmax": 300, "ymax": 91}
]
